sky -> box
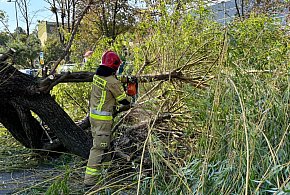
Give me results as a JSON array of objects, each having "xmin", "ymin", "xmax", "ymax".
[{"xmin": 0, "ymin": 0, "xmax": 55, "ymax": 33}]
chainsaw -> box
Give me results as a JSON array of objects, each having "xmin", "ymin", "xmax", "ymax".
[
  {"xmin": 117, "ymin": 75, "xmax": 138, "ymax": 102},
  {"xmin": 116, "ymin": 48, "xmax": 138, "ymax": 102}
]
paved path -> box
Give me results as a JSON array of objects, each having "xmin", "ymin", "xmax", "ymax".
[{"xmin": 0, "ymin": 168, "xmax": 52, "ymax": 194}]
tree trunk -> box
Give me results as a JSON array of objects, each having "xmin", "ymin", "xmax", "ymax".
[{"xmin": 0, "ymin": 57, "xmax": 91, "ymax": 158}]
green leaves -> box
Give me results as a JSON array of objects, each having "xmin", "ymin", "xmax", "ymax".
[
  {"xmin": 0, "ymin": 10, "xmax": 6, "ymax": 20},
  {"xmin": 45, "ymin": 167, "xmax": 71, "ymax": 195},
  {"xmin": 43, "ymin": 35, "xmax": 64, "ymax": 67},
  {"xmin": 6, "ymin": 32, "xmax": 41, "ymax": 68},
  {"xmin": 227, "ymin": 15, "xmax": 288, "ymax": 70},
  {"xmin": 52, "ymin": 82, "xmax": 91, "ymax": 121}
]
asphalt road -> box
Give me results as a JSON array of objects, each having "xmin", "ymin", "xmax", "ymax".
[{"xmin": 0, "ymin": 169, "xmax": 44, "ymax": 194}]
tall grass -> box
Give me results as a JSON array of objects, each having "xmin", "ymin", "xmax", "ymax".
[
  {"xmin": 136, "ymin": 54, "xmax": 289, "ymax": 195},
  {"xmin": 135, "ymin": 16, "xmax": 289, "ymax": 194}
]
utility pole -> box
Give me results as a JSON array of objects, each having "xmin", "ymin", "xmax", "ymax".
[{"xmin": 7, "ymin": 0, "xmax": 19, "ymax": 33}]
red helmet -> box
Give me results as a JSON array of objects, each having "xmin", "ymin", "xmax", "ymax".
[{"xmin": 100, "ymin": 51, "xmax": 122, "ymax": 71}]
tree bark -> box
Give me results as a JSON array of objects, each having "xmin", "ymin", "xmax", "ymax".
[
  {"xmin": 0, "ymin": 57, "xmax": 91, "ymax": 158},
  {"xmin": 40, "ymin": 70, "xmax": 208, "ymax": 88}
]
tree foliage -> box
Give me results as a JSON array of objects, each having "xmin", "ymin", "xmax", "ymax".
[
  {"xmin": 42, "ymin": 35, "xmax": 64, "ymax": 67},
  {"xmin": 2, "ymin": 30, "xmax": 41, "ymax": 68}
]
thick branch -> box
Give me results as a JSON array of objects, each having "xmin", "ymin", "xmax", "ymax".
[
  {"xmin": 47, "ymin": 71, "xmax": 202, "ymax": 84},
  {"xmin": 39, "ymin": 71, "xmax": 209, "ymax": 91}
]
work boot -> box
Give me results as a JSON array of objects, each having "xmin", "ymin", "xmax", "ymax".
[
  {"xmin": 84, "ymin": 183, "xmax": 98, "ymax": 190},
  {"xmin": 83, "ymin": 184, "xmax": 102, "ymax": 195},
  {"xmin": 84, "ymin": 167, "xmax": 102, "ymax": 186},
  {"xmin": 84, "ymin": 175, "xmax": 101, "ymax": 187}
]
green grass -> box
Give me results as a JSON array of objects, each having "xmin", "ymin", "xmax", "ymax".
[
  {"xmin": 0, "ymin": 128, "xmax": 88, "ymax": 194},
  {"xmin": 0, "ymin": 127, "xmax": 36, "ymax": 171}
]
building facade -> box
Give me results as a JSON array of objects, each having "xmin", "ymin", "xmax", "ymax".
[
  {"xmin": 208, "ymin": 0, "xmax": 288, "ymax": 26},
  {"xmin": 37, "ymin": 21, "xmax": 58, "ymax": 46}
]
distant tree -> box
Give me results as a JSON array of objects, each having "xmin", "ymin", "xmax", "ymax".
[
  {"xmin": 15, "ymin": 26, "xmax": 26, "ymax": 35},
  {"xmin": 70, "ymin": 9, "xmax": 102, "ymax": 61},
  {"xmin": 92, "ymin": 0, "xmax": 137, "ymax": 41},
  {"xmin": 0, "ymin": 10, "xmax": 16, "ymax": 39},
  {"xmin": 0, "ymin": 0, "xmax": 43, "ymax": 68},
  {"xmin": 6, "ymin": 30, "xmax": 41, "ymax": 68},
  {"xmin": 70, "ymin": 0, "xmax": 138, "ymax": 64},
  {"xmin": 45, "ymin": 0, "xmax": 79, "ymax": 50},
  {"xmin": 0, "ymin": 32, "xmax": 10, "ymax": 47},
  {"xmin": 43, "ymin": 35, "xmax": 64, "ymax": 68},
  {"xmin": 17, "ymin": 0, "xmax": 30, "ymax": 36}
]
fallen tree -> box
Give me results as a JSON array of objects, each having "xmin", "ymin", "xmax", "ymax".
[
  {"xmin": 0, "ymin": 48, "xmax": 211, "ymax": 160},
  {"xmin": 0, "ymin": 49, "xmax": 91, "ymax": 158}
]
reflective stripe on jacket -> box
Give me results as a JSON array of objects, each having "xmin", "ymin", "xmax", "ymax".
[{"xmin": 90, "ymin": 75, "xmax": 129, "ymax": 121}]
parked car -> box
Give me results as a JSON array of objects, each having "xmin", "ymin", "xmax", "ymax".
[
  {"xmin": 19, "ymin": 69, "xmax": 40, "ymax": 77},
  {"xmin": 59, "ymin": 63, "xmax": 77, "ymax": 73}
]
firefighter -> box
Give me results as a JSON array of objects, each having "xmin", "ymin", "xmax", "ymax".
[{"xmin": 84, "ymin": 50, "xmax": 131, "ymax": 187}]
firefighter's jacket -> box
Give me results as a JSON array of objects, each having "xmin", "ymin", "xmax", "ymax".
[{"xmin": 89, "ymin": 74, "xmax": 129, "ymax": 121}]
